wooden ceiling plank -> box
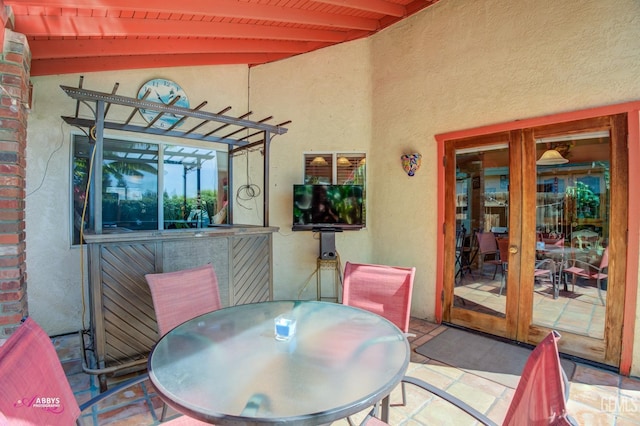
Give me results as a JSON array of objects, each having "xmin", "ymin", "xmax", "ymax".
[
  {"xmin": 6, "ymin": 0, "xmax": 380, "ymax": 31},
  {"xmin": 14, "ymin": 16, "xmax": 348, "ymax": 42},
  {"xmin": 309, "ymin": 0, "xmax": 406, "ymax": 17},
  {"xmin": 29, "ymin": 38, "xmax": 321, "ymax": 59},
  {"xmin": 30, "ymin": 52, "xmax": 294, "ymax": 76}
]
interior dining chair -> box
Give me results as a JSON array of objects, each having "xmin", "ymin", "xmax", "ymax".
[
  {"xmin": 476, "ymin": 232, "xmax": 502, "ymax": 279},
  {"xmin": 534, "ymin": 258, "xmax": 557, "ymax": 297},
  {"xmin": 455, "ymin": 226, "xmax": 474, "ymax": 281},
  {"xmin": 362, "ymin": 331, "xmax": 577, "ymax": 426},
  {"xmin": 563, "ymin": 246, "xmax": 608, "ymax": 305},
  {"xmin": 145, "ymin": 263, "xmax": 222, "ymax": 420},
  {"xmin": 0, "ymin": 317, "xmax": 209, "ymax": 426},
  {"xmin": 496, "ymin": 237, "xmax": 509, "ymax": 295}
]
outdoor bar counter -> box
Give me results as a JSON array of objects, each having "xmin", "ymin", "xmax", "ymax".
[{"xmin": 83, "ymin": 225, "xmax": 277, "ymax": 390}]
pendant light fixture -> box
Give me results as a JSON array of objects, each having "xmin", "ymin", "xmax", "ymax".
[{"xmin": 536, "ymin": 149, "xmax": 568, "ymax": 165}]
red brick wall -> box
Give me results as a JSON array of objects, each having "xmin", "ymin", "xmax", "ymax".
[{"xmin": 0, "ymin": 29, "xmax": 29, "ymax": 339}]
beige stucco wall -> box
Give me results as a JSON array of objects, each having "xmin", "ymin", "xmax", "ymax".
[{"xmin": 23, "ymin": 0, "xmax": 640, "ymax": 373}]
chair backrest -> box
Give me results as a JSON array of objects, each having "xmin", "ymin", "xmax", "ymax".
[
  {"xmin": 0, "ymin": 318, "xmax": 81, "ymax": 425},
  {"xmin": 571, "ymin": 229, "xmax": 600, "ymax": 250},
  {"xmin": 477, "ymin": 232, "xmax": 498, "ymax": 255},
  {"xmin": 496, "ymin": 237, "xmax": 509, "ymax": 264},
  {"xmin": 503, "ymin": 331, "xmax": 575, "ymax": 426},
  {"xmin": 145, "ymin": 264, "xmax": 222, "ymax": 337},
  {"xmin": 455, "ymin": 227, "xmax": 466, "ymax": 250},
  {"xmin": 342, "ymin": 261, "xmax": 415, "ymax": 333},
  {"xmin": 599, "ymin": 247, "xmax": 609, "ymax": 269}
]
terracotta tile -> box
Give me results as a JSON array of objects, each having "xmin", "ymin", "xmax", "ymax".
[
  {"xmin": 95, "ymin": 400, "xmax": 156, "ymax": 425},
  {"xmin": 573, "ymin": 364, "xmax": 621, "ymax": 387}
]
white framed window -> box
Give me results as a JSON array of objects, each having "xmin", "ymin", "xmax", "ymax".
[
  {"xmin": 302, "ymin": 152, "xmax": 367, "ymax": 225},
  {"xmin": 72, "ymin": 134, "xmax": 228, "ymax": 244}
]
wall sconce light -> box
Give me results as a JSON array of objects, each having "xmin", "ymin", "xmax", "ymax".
[{"xmin": 401, "ymin": 153, "xmax": 422, "ymax": 177}]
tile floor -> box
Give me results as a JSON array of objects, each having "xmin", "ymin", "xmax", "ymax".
[{"xmin": 56, "ymin": 318, "xmax": 640, "ymax": 425}]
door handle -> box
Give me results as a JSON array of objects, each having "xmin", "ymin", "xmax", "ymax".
[{"xmin": 509, "ymin": 245, "xmax": 518, "ymax": 254}]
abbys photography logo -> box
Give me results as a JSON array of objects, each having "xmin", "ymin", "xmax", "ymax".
[{"xmin": 14, "ymin": 396, "xmax": 64, "ymax": 414}]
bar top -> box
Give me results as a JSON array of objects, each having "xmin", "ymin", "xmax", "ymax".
[{"xmin": 83, "ymin": 225, "xmax": 279, "ymax": 244}]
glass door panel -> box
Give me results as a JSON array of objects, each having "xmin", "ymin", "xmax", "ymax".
[
  {"xmin": 454, "ymin": 144, "xmax": 509, "ymax": 319},
  {"xmin": 532, "ymin": 131, "xmax": 610, "ymax": 339}
]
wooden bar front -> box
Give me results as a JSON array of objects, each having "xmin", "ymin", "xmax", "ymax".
[{"xmin": 84, "ymin": 226, "xmax": 276, "ymax": 389}]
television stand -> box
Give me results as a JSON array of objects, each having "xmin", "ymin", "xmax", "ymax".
[{"xmin": 317, "ymin": 258, "xmax": 341, "ymax": 302}]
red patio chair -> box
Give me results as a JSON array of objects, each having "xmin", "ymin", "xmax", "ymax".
[
  {"xmin": 362, "ymin": 331, "xmax": 577, "ymax": 426},
  {"xmin": 145, "ymin": 263, "xmax": 222, "ymax": 420},
  {"xmin": 342, "ymin": 261, "xmax": 415, "ymax": 423},
  {"xmin": 342, "ymin": 261, "xmax": 415, "ymax": 334},
  {"xmin": 145, "ymin": 263, "xmax": 222, "ymax": 337},
  {"xmin": 0, "ymin": 317, "xmax": 209, "ymax": 425}
]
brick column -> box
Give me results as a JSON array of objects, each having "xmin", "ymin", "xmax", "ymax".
[{"xmin": 0, "ymin": 28, "xmax": 30, "ymax": 339}]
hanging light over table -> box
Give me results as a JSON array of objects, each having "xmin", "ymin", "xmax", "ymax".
[{"xmin": 536, "ymin": 149, "xmax": 568, "ymax": 165}]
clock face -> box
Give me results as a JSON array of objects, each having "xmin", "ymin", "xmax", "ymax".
[{"xmin": 137, "ymin": 79, "xmax": 190, "ymax": 129}]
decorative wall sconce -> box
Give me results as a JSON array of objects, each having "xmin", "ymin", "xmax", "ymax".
[{"xmin": 401, "ymin": 153, "xmax": 422, "ymax": 176}]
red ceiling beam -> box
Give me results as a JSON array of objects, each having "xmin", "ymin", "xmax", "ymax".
[
  {"xmin": 30, "ymin": 52, "xmax": 295, "ymax": 76},
  {"xmin": 29, "ymin": 38, "xmax": 329, "ymax": 59},
  {"xmin": 14, "ymin": 15, "xmax": 350, "ymax": 42},
  {"xmin": 5, "ymin": 0, "xmax": 380, "ymax": 31},
  {"xmin": 310, "ymin": 0, "xmax": 406, "ymax": 17}
]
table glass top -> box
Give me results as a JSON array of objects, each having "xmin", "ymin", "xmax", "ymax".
[{"xmin": 148, "ymin": 300, "xmax": 409, "ymax": 424}]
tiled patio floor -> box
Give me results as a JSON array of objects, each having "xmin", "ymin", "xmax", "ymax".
[{"xmin": 56, "ymin": 318, "xmax": 640, "ymax": 425}]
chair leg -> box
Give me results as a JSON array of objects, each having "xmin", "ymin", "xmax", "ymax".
[
  {"xmin": 390, "ymin": 382, "xmax": 407, "ymax": 407},
  {"xmin": 596, "ymin": 278, "xmax": 605, "ymax": 305},
  {"xmin": 160, "ymin": 403, "xmax": 168, "ymax": 422}
]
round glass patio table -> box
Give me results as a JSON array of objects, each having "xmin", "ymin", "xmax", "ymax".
[{"xmin": 148, "ymin": 300, "xmax": 410, "ymax": 425}]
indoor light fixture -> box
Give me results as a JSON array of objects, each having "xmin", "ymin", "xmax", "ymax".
[
  {"xmin": 536, "ymin": 149, "xmax": 568, "ymax": 165},
  {"xmin": 310, "ymin": 156, "xmax": 328, "ymax": 166},
  {"xmin": 337, "ymin": 156, "xmax": 351, "ymax": 167}
]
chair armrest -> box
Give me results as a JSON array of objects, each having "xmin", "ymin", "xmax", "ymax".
[
  {"xmin": 360, "ymin": 376, "xmax": 498, "ymax": 426},
  {"xmin": 78, "ymin": 373, "xmax": 149, "ymax": 413},
  {"xmin": 401, "ymin": 376, "xmax": 498, "ymax": 426}
]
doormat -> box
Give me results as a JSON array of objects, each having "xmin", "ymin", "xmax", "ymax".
[{"xmin": 415, "ymin": 328, "xmax": 576, "ymax": 388}]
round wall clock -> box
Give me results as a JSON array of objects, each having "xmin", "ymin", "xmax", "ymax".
[{"xmin": 137, "ymin": 78, "xmax": 190, "ymax": 129}]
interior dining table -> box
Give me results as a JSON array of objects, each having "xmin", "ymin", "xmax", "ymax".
[{"xmin": 147, "ymin": 300, "xmax": 410, "ymax": 425}]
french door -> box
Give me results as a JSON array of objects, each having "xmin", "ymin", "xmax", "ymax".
[{"xmin": 443, "ymin": 114, "xmax": 627, "ymax": 367}]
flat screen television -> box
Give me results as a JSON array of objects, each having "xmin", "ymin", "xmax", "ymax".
[{"xmin": 292, "ymin": 184, "xmax": 364, "ymax": 231}]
